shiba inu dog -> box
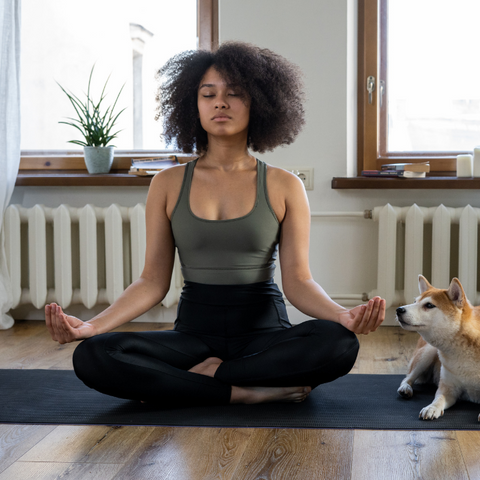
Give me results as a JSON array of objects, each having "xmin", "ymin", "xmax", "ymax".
[{"xmin": 395, "ymin": 275, "xmax": 480, "ymax": 421}]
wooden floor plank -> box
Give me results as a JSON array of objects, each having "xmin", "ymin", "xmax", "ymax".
[
  {"xmin": 115, "ymin": 427, "xmax": 252, "ymax": 480},
  {"xmin": 456, "ymin": 430, "xmax": 480, "ymax": 479},
  {"xmin": 0, "ymin": 425, "xmax": 56, "ymax": 474},
  {"xmin": 19, "ymin": 425, "xmax": 156, "ymax": 465},
  {"xmin": 231, "ymin": 428, "xmax": 354, "ymax": 480},
  {"xmin": 351, "ymin": 430, "xmax": 469, "ymax": 480},
  {"xmin": 353, "ymin": 326, "xmax": 419, "ymax": 375},
  {"xmin": 0, "ymin": 461, "xmax": 123, "ymax": 480}
]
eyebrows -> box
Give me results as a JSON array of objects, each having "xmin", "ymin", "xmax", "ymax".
[{"xmin": 198, "ymin": 83, "xmax": 241, "ymax": 90}]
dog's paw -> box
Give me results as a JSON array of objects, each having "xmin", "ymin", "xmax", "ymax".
[
  {"xmin": 397, "ymin": 383, "xmax": 414, "ymax": 398},
  {"xmin": 419, "ymin": 404, "xmax": 444, "ymax": 420}
]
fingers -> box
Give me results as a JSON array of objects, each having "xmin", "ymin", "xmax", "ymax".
[
  {"xmin": 45, "ymin": 303, "xmax": 73, "ymax": 344},
  {"xmin": 45, "ymin": 303, "xmax": 58, "ymax": 341},
  {"xmin": 56, "ymin": 305, "xmax": 73, "ymax": 344},
  {"xmin": 356, "ymin": 297, "xmax": 386, "ymax": 335},
  {"xmin": 51, "ymin": 304, "xmax": 63, "ymax": 341}
]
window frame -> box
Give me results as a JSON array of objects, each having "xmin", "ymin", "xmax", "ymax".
[
  {"xmin": 357, "ymin": 0, "xmax": 469, "ymax": 175},
  {"xmin": 19, "ymin": 0, "xmax": 218, "ymax": 172}
]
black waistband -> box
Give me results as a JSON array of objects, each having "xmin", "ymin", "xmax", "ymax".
[{"xmin": 180, "ymin": 280, "xmax": 283, "ymax": 306}]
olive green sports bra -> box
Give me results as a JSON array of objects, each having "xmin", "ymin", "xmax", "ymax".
[{"xmin": 171, "ymin": 158, "xmax": 281, "ymax": 285}]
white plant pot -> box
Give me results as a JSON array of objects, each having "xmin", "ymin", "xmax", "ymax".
[{"xmin": 83, "ymin": 146, "xmax": 114, "ymax": 174}]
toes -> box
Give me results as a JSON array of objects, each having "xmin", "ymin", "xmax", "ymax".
[
  {"xmin": 397, "ymin": 384, "xmax": 413, "ymax": 398},
  {"xmin": 419, "ymin": 406, "xmax": 443, "ymax": 420}
]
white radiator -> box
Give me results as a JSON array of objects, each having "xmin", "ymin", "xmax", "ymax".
[
  {"xmin": 6, "ymin": 203, "xmax": 477, "ymax": 315},
  {"xmin": 4, "ymin": 204, "xmax": 182, "ymax": 310},
  {"xmin": 371, "ymin": 204, "xmax": 480, "ymax": 308}
]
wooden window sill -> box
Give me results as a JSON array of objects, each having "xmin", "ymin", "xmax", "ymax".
[
  {"xmin": 15, "ymin": 170, "xmax": 154, "ymax": 187},
  {"xmin": 332, "ymin": 176, "xmax": 480, "ymax": 189}
]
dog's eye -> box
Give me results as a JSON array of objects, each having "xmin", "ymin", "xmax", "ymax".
[{"xmin": 424, "ymin": 302, "xmax": 436, "ymax": 309}]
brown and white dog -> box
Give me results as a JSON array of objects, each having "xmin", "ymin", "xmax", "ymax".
[{"xmin": 396, "ymin": 275, "xmax": 480, "ymax": 421}]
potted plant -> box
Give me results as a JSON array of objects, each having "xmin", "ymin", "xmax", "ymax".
[{"xmin": 57, "ymin": 66, "xmax": 126, "ymax": 174}]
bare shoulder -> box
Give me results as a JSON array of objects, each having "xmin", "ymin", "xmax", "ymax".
[
  {"xmin": 265, "ymin": 163, "xmax": 307, "ymax": 199},
  {"xmin": 150, "ymin": 163, "xmax": 186, "ymax": 190},
  {"xmin": 148, "ymin": 164, "xmax": 186, "ymax": 200},
  {"xmin": 147, "ymin": 163, "xmax": 188, "ymax": 218},
  {"xmin": 265, "ymin": 163, "xmax": 308, "ymax": 222}
]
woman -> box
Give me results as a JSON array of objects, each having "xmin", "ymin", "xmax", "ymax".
[{"xmin": 46, "ymin": 42, "xmax": 385, "ymax": 406}]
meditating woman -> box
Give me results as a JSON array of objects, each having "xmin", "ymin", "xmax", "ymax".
[{"xmin": 45, "ymin": 42, "xmax": 385, "ymax": 406}]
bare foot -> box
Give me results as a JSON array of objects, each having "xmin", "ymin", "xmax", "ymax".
[
  {"xmin": 188, "ymin": 357, "xmax": 224, "ymax": 378},
  {"xmin": 230, "ymin": 386, "xmax": 312, "ymax": 404}
]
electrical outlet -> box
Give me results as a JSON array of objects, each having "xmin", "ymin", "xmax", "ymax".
[{"xmin": 286, "ymin": 167, "xmax": 314, "ymax": 190}]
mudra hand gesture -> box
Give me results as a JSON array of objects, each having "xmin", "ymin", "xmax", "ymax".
[
  {"xmin": 45, "ymin": 303, "xmax": 95, "ymax": 344},
  {"xmin": 338, "ymin": 296, "xmax": 385, "ymax": 335}
]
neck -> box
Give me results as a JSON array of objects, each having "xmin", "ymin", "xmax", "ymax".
[{"xmin": 201, "ymin": 133, "xmax": 253, "ymax": 170}]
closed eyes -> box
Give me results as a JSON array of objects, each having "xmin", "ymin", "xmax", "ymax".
[{"xmin": 202, "ymin": 93, "xmax": 239, "ymax": 97}]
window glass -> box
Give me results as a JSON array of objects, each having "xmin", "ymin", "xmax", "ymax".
[
  {"xmin": 387, "ymin": 0, "xmax": 480, "ymax": 152},
  {"xmin": 21, "ymin": 0, "xmax": 197, "ymax": 151}
]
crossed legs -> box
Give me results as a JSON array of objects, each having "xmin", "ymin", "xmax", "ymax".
[{"xmin": 73, "ymin": 319, "xmax": 359, "ymax": 406}]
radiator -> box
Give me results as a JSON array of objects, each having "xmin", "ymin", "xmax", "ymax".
[
  {"xmin": 371, "ymin": 204, "xmax": 480, "ymax": 308},
  {"xmin": 4, "ymin": 204, "xmax": 182, "ymax": 310},
  {"xmin": 6, "ymin": 203, "xmax": 477, "ymax": 314}
]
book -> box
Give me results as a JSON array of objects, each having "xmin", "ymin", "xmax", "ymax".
[
  {"xmin": 361, "ymin": 170, "xmax": 400, "ymax": 177},
  {"xmin": 398, "ymin": 170, "xmax": 426, "ymax": 178},
  {"xmin": 129, "ymin": 156, "xmax": 179, "ymax": 176},
  {"xmin": 361, "ymin": 169, "xmax": 426, "ymax": 178},
  {"xmin": 381, "ymin": 162, "xmax": 430, "ymax": 173}
]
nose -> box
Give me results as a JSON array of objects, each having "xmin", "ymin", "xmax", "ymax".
[
  {"xmin": 396, "ymin": 307, "xmax": 406, "ymax": 315},
  {"xmin": 215, "ymin": 94, "xmax": 228, "ymax": 109}
]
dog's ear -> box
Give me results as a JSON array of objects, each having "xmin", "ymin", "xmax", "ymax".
[
  {"xmin": 446, "ymin": 278, "xmax": 466, "ymax": 307},
  {"xmin": 418, "ymin": 275, "xmax": 432, "ymax": 294}
]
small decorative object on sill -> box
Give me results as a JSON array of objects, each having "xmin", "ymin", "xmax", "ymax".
[
  {"xmin": 128, "ymin": 156, "xmax": 179, "ymax": 176},
  {"xmin": 362, "ymin": 169, "xmax": 426, "ymax": 178},
  {"xmin": 456, "ymin": 154, "xmax": 473, "ymax": 177},
  {"xmin": 473, "ymin": 147, "xmax": 480, "ymax": 177},
  {"xmin": 83, "ymin": 146, "xmax": 115, "ymax": 174},
  {"xmin": 362, "ymin": 170, "xmax": 399, "ymax": 177},
  {"xmin": 57, "ymin": 65, "xmax": 126, "ymax": 174},
  {"xmin": 380, "ymin": 162, "xmax": 430, "ymax": 173}
]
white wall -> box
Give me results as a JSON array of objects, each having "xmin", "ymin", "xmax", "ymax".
[{"xmin": 11, "ymin": 0, "xmax": 480, "ymax": 324}]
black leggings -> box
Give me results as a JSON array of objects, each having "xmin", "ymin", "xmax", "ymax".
[{"xmin": 73, "ymin": 281, "xmax": 359, "ymax": 406}]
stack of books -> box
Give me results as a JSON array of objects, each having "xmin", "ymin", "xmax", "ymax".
[
  {"xmin": 129, "ymin": 156, "xmax": 179, "ymax": 176},
  {"xmin": 362, "ymin": 162, "xmax": 430, "ymax": 178}
]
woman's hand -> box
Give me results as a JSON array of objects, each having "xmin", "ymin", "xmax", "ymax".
[
  {"xmin": 45, "ymin": 303, "xmax": 96, "ymax": 344},
  {"xmin": 338, "ymin": 296, "xmax": 386, "ymax": 335}
]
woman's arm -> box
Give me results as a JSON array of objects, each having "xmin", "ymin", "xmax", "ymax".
[
  {"xmin": 45, "ymin": 167, "xmax": 183, "ymax": 344},
  {"xmin": 274, "ymin": 170, "xmax": 385, "ymax": 335}
]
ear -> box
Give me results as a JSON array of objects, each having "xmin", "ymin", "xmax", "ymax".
[
  {"xmin": 418, "ymin": 275, "xmax": 432, "ymax": 294},
  {"xmin": 446, "ymin": 278, "xmax": 466, "ymax": 307}
]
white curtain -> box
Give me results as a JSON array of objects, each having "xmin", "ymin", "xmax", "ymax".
[{"xmin": 0, "ymin": 0, "xmax": 21, "ymax": 329}]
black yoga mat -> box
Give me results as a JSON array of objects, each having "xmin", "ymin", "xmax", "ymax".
[{"xmin": 1, "ymin": 369, "xmax": 479, "ymax": 430}]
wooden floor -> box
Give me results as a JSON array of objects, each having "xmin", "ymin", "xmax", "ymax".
[{"xmin": 1, "ymin": 321, "xmax": 479, "ymax": 480}]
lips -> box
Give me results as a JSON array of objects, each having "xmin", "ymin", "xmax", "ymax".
[{"xmin": 212, "ymin": 114, "xmax": 231, "ymax": 121}]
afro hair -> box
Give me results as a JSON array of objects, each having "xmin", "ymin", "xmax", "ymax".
[{"xmin": 155, "ymin": 41, "xmax": 305, "ymax": 154}]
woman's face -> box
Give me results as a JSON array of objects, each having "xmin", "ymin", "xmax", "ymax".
[{"xmin": 197, "ymin": 66, "xmax": 250, "ymax": 140}]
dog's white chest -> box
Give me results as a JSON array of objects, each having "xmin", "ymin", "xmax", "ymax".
[
  {"xmin": 462, "ymin": 386, "xmax": 480, "ymax": 403},
  {"xmin": 442, "ymin": 362, "xmax": 480, "ymax": 404}
]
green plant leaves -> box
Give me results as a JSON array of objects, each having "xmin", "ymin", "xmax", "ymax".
[{"xmin": 57, "ymin": 65, "xmax": 125, "ymax": 147}]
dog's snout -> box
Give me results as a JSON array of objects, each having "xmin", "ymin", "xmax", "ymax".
[{"xmin": 396, "ymin": 307, "xmax": 406, "ymax": 315}]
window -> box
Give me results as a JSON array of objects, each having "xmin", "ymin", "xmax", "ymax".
[
  {"xmin": 358, "ymin": 0, "xmax": 480, "ymax": 174},
  {"xmin": 20, "ymin": 0, "xmax": 218, "ymax": 170}
]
